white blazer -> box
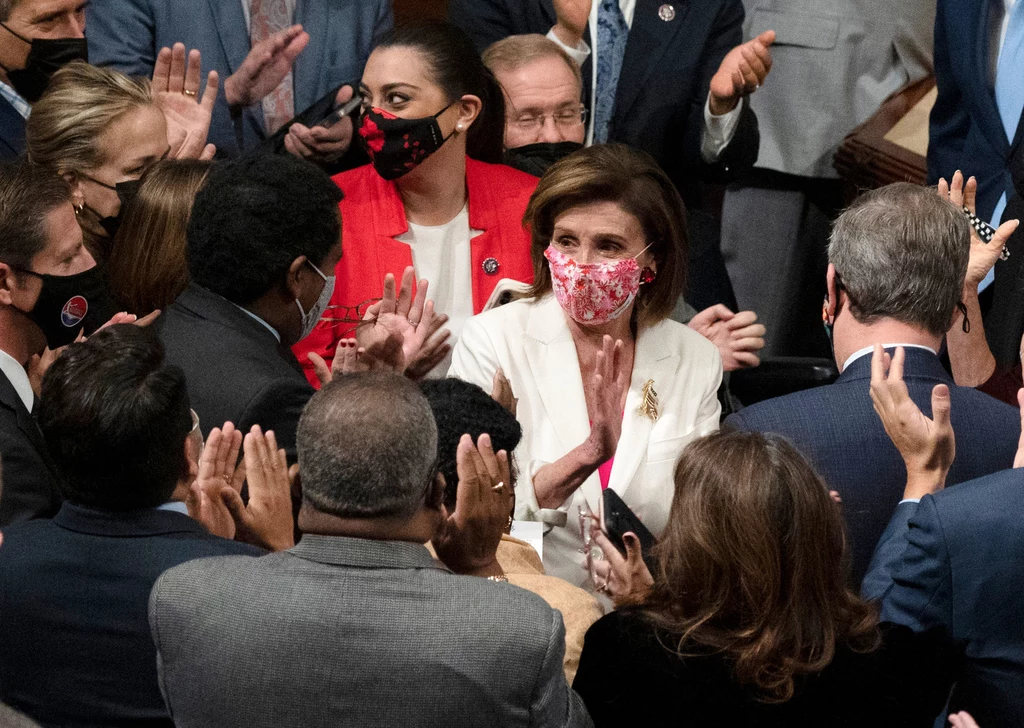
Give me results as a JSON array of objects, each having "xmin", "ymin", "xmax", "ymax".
[{"xmin": 449, "ymin": 294, "xmax": 723, "ymax": 590}]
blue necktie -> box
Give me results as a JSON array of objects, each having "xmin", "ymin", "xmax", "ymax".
[
  {"xmin": 594, "ymin": 0, "xmax": 629, "ymax": 144},
  {"xmin": 982, "ymin": 0, "xmax": 1024, "ymax": 291}
]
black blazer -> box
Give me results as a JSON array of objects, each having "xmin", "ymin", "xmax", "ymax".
[
  {"xmin": 574, "ymin": 610, "xmax": 957, "ymax": 727},
  {"xmin": 0, "ymin": 369, "xmax": 62, "ymax": 526},
  {"xmin": 156, "ymin": 283, "xmax": 314, "ymax": 461},
  {"xmin": 0, "ymin": 95, "xmax": 25, "ymax": 161},
  {"xmin": 447, "ymin": 0, "xmax": 759, "ymax": 202},
  {"xmin": 0, "ymin": 503, "xmax": 263, "ymax": 727}
]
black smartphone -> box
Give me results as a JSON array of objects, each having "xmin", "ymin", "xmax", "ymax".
[
  {"xmin": 259, "ymin": 84, "xmax": 359, "ymax": 154},
  {"xmin": 318, "ymin": 95, "xmax": 362, "ymax": 129},
  {"xmin": 602, "ymin": 489, "xmax": 658, "ymax": 574}
]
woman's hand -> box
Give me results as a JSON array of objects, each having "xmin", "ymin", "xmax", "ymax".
[
  {"xmin": 688, "ymin": 304, "xmax": 766, "ymax": 371},
  {"xmin": 490, "ymin": 368, "xmax": 517, "ymax": 416},
  {"xmin": 589, "ymin": 527, "xmax": 654, "ymax": 606},
  {"xmin": 188, "ymin": 422, "xmax": 246, "ymax": 540},
  {"xmin": 152, "ymin": 43, "xmax": 218, "ymax": 160},
  {"xmin": 869, "ymin": 345, "xmax": 955, "ymax": 500},
  {"xmin": 949, "ymin": 712, "xmax": 981, "ymax": 728},
  {"xmin": 582, "ymin": 335, "xmax": 629, "ymax": 467},
  {"xmin": 938, "ymin": 171, "xmax": 1019, "ymax": 289},
  {"xmin": 432, "ymin": 433, "xmax": 512, "ymax": 576}
]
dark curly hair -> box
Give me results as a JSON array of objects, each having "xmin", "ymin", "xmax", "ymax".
[
  {"xmin": 419, "ymin": 378, "xmax": 522, "ymax": 509},
  {"xmin": 187, "ymin": 154, "xmax": 343, "ymax": 305}
]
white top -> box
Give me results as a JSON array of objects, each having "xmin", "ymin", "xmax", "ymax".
[
  {"xmin": 841, "ymin": 343, "xmax": 937, "ymax": 372},
  {"xmin": 546, "ymin": 0, "xmax": 742, "ymax": 160},
  {"xmin": 240, "ymin": 0, "xmax": 296, "ymax": 33},
  {"xmin": 397, "ymin": 204, "xmax": 481, "ymax": 377},
  {"xmin": 449, "ymin": 294, "xmax": 723, "ymax": 591},
  {"xmin": 0, "ymin": 348, "xmax": 33, "ymax": 412}
]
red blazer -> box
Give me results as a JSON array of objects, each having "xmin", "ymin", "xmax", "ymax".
[{"xmin": 293, "ymin": 158, "xmax": 538, "ymax": 385}]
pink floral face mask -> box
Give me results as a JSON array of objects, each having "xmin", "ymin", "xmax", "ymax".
[{"xmin": 544, "ymin": 245, "xmax": 648, "ymax": 325}]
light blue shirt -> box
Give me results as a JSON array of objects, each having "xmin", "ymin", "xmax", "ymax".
[
  {"xmin": 157, "ymin": 501, "xmax": 189, "ymax": 515},
  {"xmin": 232, "ymin": 303, "xmax": 281, "ymax": 343},
  {"xmin": 0, "ymin": 80, "xmax": 30, "ymax": 120}
]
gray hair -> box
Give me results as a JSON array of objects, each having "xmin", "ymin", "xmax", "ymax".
[
  {"xmin": 297, "ymin": 372, "xmax": 439, "ymax": 519},
  {"xmin": 828, "ymin": 182, "xmax": 970, "ymax": 337}
]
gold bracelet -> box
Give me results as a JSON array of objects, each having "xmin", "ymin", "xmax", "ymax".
[{"xmin": 487, "ymin": 574, "xmax": 509, "ymax": 583}]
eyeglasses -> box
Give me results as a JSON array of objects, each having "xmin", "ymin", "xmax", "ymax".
[
  {"xmin": 508, "ymin": 105, "xmax": 587, "ymax": 132},
  {"xmin": 319, "ymin": 298, "xmax": 383, "ymax": 336}
]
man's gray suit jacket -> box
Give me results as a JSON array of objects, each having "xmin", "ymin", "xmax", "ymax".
[{"xmin": 149, "ymin": 534, "xmax": 593, "ymax": 728}]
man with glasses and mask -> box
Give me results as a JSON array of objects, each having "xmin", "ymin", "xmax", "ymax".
[{"xmin": 0, "ymin": 0, "xmax": 88, "ymax": 159}]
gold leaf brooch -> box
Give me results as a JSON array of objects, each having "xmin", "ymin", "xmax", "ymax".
[{"xmin": 638, "ymin": 379, "xmax": 659, "ymax": 423}]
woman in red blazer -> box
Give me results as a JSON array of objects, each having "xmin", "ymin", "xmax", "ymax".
[{"xmin": 293, "ymin": 22, "xmax": 537, "ymax": 384}]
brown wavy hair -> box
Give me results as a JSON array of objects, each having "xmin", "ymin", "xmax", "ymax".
[
  {"xmin": 519, "ymin": 143, "xmax": 687, "ymax": 329},
  {"xmin": 642, "ymin": 430, "xmax": 880, "ymax": 702}
]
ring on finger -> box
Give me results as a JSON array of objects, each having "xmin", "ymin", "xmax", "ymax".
[
  {"xmin": 491, "ymin": 482, "xmax": 505, "ymax": 492},
  {"xmin": 183, "ymin": 89, "xmax": 198, "ymax": 98}
]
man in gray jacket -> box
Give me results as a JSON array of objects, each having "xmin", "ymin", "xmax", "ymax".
[{"xmin": 149, "ymin": 371, "xmax": 591, "ymax": 728}]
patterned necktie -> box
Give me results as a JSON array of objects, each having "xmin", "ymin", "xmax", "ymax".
[
  {"xmin": 249, "ymin": 0, "xmax": 295, "ymax": 134},
  {"xmin": 594, "ymin": 0, "xmax": 629, "ymax": 144}
]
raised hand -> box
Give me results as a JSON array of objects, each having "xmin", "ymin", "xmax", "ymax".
[
  {"xmin": 583, "ymin": 335, "xmax": 630, "ymax": 466},
  {"xmin": 709, "ymin": 30, "xmax": 775, "ymax": 116},
  {"xmin": 188, "ymin": 423, "xmax": 246, "ymax": 540},
  {"xmin": 589, "ymin": 527, "xmax": 654, "ymax": 606},
  {"xmin": 152, "ymin": 44, "xmax": 218, "ymax": 160},
  {"xmin": 490, "ymin": 368, "xmax": 518, "ymax": 417},
  {"xmin": 949, "ymin": 712, "xmax": 981, "ymax": 728},
  {"xmin": 432, "ymin": 433, "xmax": 512, "ymax": 576},
  {"xmin": 869, "ymin": 346, "xmax": 955, "ymax": 499},
  {"xmin": 284, "ymin": 85, "xmax": 355, "ymax": 165},
  {"xmin": 221, "ymin": 426, "xmax": 296, "ymax": 551},
  {"xmin": 688, "ymin": 304, "xmax": 766, "ymax": 371},
  {"xmin": 938, "ymin": 171, "xmax": 1020, "ymax": 288},
  {"xmin": 224, "ymin": 25, "xmax": 309, "ymax": 109},
  {"xmin": 551, "ymin": 0, "xmax": 591, "ymax": 48}
]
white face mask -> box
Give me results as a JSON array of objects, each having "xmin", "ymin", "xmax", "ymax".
[{"xmin": 296, "ymin": 260, "xmax": 335, "ymax": 341}]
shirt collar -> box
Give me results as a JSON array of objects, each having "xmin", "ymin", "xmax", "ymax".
[
  {"xmin": 232, "ymin": 303, "xmax": 281, "ymax": 343},
  {"xmin": 0, "ymin": 348, "xmax": 33, "ymax": 411},
  {"xmin": 157, "ymin": 501, "xmax": 190, "ymax": 515},
  {"xmin": 842, "ymin": 343, "xmax": 937, "ymax": 372},
  {"xmin": 0, "ymin": 79, "xmax": 30, "ymax": 120}
]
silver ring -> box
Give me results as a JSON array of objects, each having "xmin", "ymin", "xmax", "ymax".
[{"xmin": 491, "ymin": 482, "xmax": 504, "ymax": 492}]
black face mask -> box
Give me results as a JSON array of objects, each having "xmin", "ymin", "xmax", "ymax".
[
  {"xmin": 0, "ymin": 23, "xmax": 88, "ymax": 102},
  {"xmin": 14, "ymin": 264, "xmax": 113, "ymax": 348},
  {"xmin": 80, "ymin": 176, "xmax": 142, "ymax": 239},
  {"xmin": 358, "ymin": 104, "xmax": 455, "ymax": 181},
  {"xmin": 502, "ymin": 141, "xmax": 584, "ymax": 177}
]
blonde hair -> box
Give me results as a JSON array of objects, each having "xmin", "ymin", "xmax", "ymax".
[
  {"xmin": 26, "ymin": 61, "xmax": 154, "ymax": 174},
  {"xmin": 107, "ymin": 159, "xmax": 212, "ymax": 315},
  {"xmin": 482, "ymin": 34, "xmax": 583, "ymax": 90}
]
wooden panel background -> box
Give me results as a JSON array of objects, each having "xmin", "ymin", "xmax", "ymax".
[{"xmin": 393, "ymin": 0, "xmax": 449, "ymax": 24}]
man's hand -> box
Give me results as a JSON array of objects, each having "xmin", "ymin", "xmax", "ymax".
[
  {"xmin": 551, "ymin": 0, "xmax": 591, "ymax": 48},
  {"xmin": 284, "ymin": 85, "xmax": 355, "ymax": 165},
  {"xmin": 869, "ymin": 345, "xmax": 955, "ymax": 499},
  {"xmin": 152, "ymin": 44, "xmax": 218, "ymax": 160},
  {"xmin": 222, "ymin": 426, "xmax": 296, "ymax": 551},
  {"xmin": 187, "ymin": 422, "xmax": 246, "ymax": 539},
  {"xmin": 224, "ymin": 25, "xmax": 309, "ymax": 109},
  {"xmin": 688, "ymin": 304, "xmax": 765, "ymax": 371},
  {"xmin": 432, "ymin": 433, "xmax": 512, "ymax": 576},
  {"xmin": 938, "ymin": 171, "xmax": 1020, "ymax": 289},
  {"xmin": 709, "ymin": 30, "xmax": 775, "ymax": 116}
]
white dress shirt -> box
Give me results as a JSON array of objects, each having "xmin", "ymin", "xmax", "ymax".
[
  {"xmin": 546, "ymin": 0, "xmax": 742, "ymax": 161},
  {"xmin": 841, "ymin": 343, "xmax": 937, "ymax": 372},
  {"xmin": 0, "ymin": 348, "xmax": 33, "ymax": 412}
]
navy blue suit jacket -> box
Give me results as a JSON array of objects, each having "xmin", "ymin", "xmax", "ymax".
[
  {"xmin": 85, "ymin": 0, "xmax": 392, "ymax": 156},
  {"xmin": 725, "ymin": 348, "xmax": 1020, "ymax": 583},
  {"xmin": 863, "ymin": 469, "xmax": 1024, "ymax": 727},
  {"xmin": 0, "ymin": 503, "xmax": 263, "ymax": 726},
  {"xmin": 927, "ymin": 0, "xmax": 1024, "ymax": 221},
  {"xmin": 0, "ymin": 95, "xmax": 25, "ymax": 160}
]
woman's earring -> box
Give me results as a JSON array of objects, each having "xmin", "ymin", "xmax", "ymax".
[
  {"xmin": 74, "ymin": 203, "xmax": 84, "ymax": 216},
  {"xmin": 640, "ymin": 267, "xmax": 656, "ymax": 285},
  {"xmin": 456, "ymin": 123, "xmax": 464, "ymax": 132}
]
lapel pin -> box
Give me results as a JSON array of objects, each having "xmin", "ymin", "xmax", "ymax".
[
  {"xmin": 658, "ymin": 4, "xmax": 676, "ymax": 21},
  {"xmin": 638, "ymin": 379, "xmax": 659, "ymax": 423},
  {"xmin": 482, "ymin": 257, "xmax": 500, "ymax": 275}
]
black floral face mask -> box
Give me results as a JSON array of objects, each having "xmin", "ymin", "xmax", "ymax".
[{"xmin": 358, "ymin": 104, "xmax": 455, "ymax": 181}]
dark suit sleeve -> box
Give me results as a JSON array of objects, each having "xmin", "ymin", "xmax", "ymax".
[
  {"xmin": 447, "ymin": 0, "xmax": 521, "ymax": 53},
  {"xmin": 872, "ymin": 496, "xmax": 955, "ymax": 635},
  {"xmin": 0, "ymin": 427, "xmax": 60, "ymax": 526},
  {"xmin": 530, "ymin": 608, "xmax": 593, "ymax": 728},
  {"xmin": 925, "ymin": 1, "xmax": 967, "ymax": 185},
  {"xmin": 721, "ymin": 410, "xmax": 748, "ymax": 432},
  {"xmin": 86, "ymin": 0, "xmax": 157, "ymax": 77},
  {"xmin": 240, "ymin": 379, "xmax": 313, "ymax": 464},
  {"xmin": 861, "ymin": 500, "xmax": 920, "ymax": 600}
]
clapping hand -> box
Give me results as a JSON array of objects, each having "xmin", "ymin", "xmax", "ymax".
[
  {"xmin": 284, "ymin": 85, "xmax": 355, "ymax": 165},
  {"xmin": 589, "ymin": 526, "xmax": 654, "ymax": 606},
  {"xmin": 220, "ymin": 426, "xmax": 296, "ymax": 552},
  {"xmin": 583, "ymin": 335, "xmax": 630, "ymax": 467},
  {"xmin": 688, "ymin": 304, "xmax": 766, "ymax": 371},
  {"xmin": 949, "ymin": 712, "xmax": 981, "ymax": 728},
  {"xmin": 490, "ymin": 368, "xmax": 518, "ymax": 416},
  {"xmin": 188, "ymin": 422, "xmax": 246, "ymax": 540},
  {"xmin": 432, "ymin": 433, "xmax": 512, "ymax": 576},
  {"xmin": 152, "ymin": 43, "xmax": 218, "ymax": 160},
  {"xmin": 869, "ymin": 346, "xmax": 955, "ymax": 500},
  {"xmin": 551, "ymin": 0, "xmax": 591, "ymax": 48},
  {"xmin": 709, "ymin": 30, "xmax": 775, "ymax": 115},
  {"xmin": 224, "ymin": 25, "xmax": 309, "ymax": 110},
  {"xmin": 937, "ymin": 171, "xmax": 1020, "ymax": 289}
]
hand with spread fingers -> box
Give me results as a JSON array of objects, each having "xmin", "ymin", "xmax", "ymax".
[
  {"xmin": 869, "ymin": 345, "xmax": 955, "ymax": 500},
  {"xmin": 588, "ymin": 527, "xmax": 653, "ymax": 606},
  {"xmin": 188, "ymin": 422, "xmax": 246, "ymax": 540},
  {"xmin": 152, "ymin": 43, "xmax": 218, "ymax": 160},
  {"xmin": 221, "ymin": 426, "xmax": 296, "ymax": 551},
  {"xmin": 432, "ymin": 433, "xmax": 512, "ymax": 577},
  {"xmin": 688, "ymin": 304, "xmax": 766, "ymax": 371},
  {"xmin": 709, "ymin": 30, "xmax": 775, "ymax": 115}
]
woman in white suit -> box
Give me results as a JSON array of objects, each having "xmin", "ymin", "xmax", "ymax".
[{"xmin": 450, "ymin": 144, "xmax": 723, "ymax": 591}]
